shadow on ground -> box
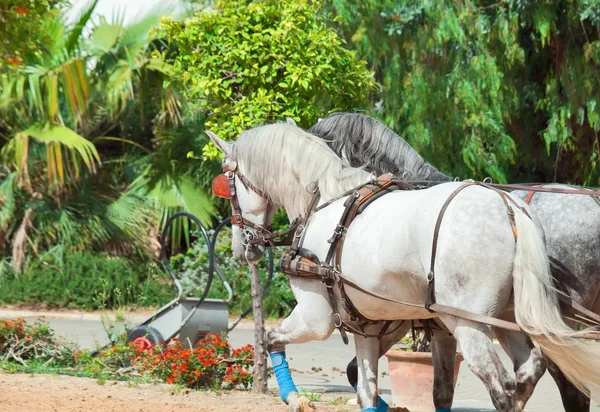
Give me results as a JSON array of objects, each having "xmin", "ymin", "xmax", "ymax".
[{"xmin": 452, "ymin": 409, "xmax": 495, "ymax": 412}]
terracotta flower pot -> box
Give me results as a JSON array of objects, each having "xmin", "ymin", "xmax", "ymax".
[{"xmin": 385, "ymin": 350, "xmax": 464, "ymax": 412}]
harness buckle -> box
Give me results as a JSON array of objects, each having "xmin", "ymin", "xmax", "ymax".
[
  {"xmin": 327, "ymin": 224, "xmax": 344, "ymax": 244},
  {"xmin": 427, "ymin": 271, "xmax": 434, "ymax": 283},
  {"xmin": 233, "ymin": 214, "xmax": 243, "ymax": 225},
  {"xmin": 506, "ymin": 205, "xmax": 515, "ymax": 217},
  {"xmin": 322, "ymin": 267, "xmax": 339, "ymax": 288},
  {"xmin": 333, "ymin": 313, "xmax": 343, "ymax": 328},
  {"xmin": 323, "ymin": 277, "xmax": 334, "ymax": 288},
  {"xmin": 294, "ymin": 224, "xmax": 305, "ymax": 238}
]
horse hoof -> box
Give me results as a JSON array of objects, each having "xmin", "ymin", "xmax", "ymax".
[{"xmin": 287, "ymin": 393, "xmax": 316, "ymax": 412}]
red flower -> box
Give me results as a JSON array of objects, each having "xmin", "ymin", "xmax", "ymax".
[{"xmin": 15, "ymin": 5, "xmax": 27, "ymax": 15}]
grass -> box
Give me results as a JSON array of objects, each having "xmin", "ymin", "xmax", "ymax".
[
  {"xmin": 330, "ymin": 396, "xmax": 351, "ymax": 406},
  {"xmin": 298, "ymin": 388, "xmax": 322, "ymax": 402}
]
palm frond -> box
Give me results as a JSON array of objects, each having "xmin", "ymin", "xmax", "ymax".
[
  {"xmin": 88, "ymin": 17, "xmax": 124, "ymax": 54},
  {"xmin": 65, "ymin": 0, "xmax": 100, "ymax": 53},
  {"xmin": 6, "ymin": 125, "xmax": 101, "ymax": 191},
  {"xmin": 148, "ymin": 175, "xmax": 216, "ymax": 228}
]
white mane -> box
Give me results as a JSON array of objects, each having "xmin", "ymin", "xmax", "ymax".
[{"xmin": 232, "ymin": 123, "xmax": 373, "ymax": 219}]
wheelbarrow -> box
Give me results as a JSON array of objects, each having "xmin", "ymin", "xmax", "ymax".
[{"xmin": 126, "ymin": 213, "xmax": 273, "ymax": 349}]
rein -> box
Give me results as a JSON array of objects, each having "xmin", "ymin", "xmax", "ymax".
[{"xmin": 405, "ymin": 180, "xmax": 600, "ymax": 197}]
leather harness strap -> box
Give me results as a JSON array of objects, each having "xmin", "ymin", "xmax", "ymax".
[
  {"xmin": 406, "ymin": 180, "xmax": 600, "ymax": 197},
  {"xmin": 281, "ymin": 253, "xmax": 600, "ymax": 339},
  {"xmin": 425, "ymin": 182, "xmax": 476, "ymax": 311},
  {"xmin": 486, "ymin": 183, "xmax": 600, "ymax": 196},
  {"xmin": 525, "ymin": 191, "xmax": 536, "ymax": 205}
]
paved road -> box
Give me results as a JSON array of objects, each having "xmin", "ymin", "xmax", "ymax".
[{"xmin": 20, "ymin": 313, "xmax": 599, "ymax": 412}]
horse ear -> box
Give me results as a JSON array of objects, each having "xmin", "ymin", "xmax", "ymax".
[
  {"xmin": 286, "ymin": 117, "xmax": 297, "ymax": 126},
  {"xmin": 205, "ymin": 130, "xmax": 232, "ymax": 156}
]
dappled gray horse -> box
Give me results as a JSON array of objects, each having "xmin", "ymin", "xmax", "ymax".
[
  {"xmin": 309, "ymin": 112, "xmax": 600, "ymax": 412},
  {"xmin": 208, "ymin": 122, "xmax": 600, "ymax": 412}
]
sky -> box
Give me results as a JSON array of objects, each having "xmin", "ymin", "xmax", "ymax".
[{"xmin": 65, "ymin": 0, "xmax": 189, "ymax": 26}]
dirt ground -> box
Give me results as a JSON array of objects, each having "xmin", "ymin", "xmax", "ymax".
[{"xmin": 0, "ymin": 372, "xmax": 356, "ymax": 412}]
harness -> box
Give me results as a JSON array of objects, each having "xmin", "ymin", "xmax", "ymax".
[
  {"xmin": 213, "ymin": 167, "xmax": 600, "ymax": 342},
  {"xmin": 278, "ymin": 177, "xmax": 533, "ymax": 343},
  {"xmin": 281, "ymin": 174, "xmax": 413, "ymax": 343}
]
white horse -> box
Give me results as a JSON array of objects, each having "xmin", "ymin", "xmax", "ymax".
[{"xmin": 207, "ymin": 123, "xmax": 600, "ymax": 412}]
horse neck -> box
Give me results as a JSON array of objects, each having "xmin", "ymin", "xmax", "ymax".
[
  {"xmin": 368, "ymin": 132, "xmax": 451, "ymax": 181},
  {"xmin": 411, "ymin": 162, "xmax": 452, "ymax": 182}
]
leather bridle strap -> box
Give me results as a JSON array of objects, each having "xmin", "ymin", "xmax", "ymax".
[{"xmin": 223, "ymin": 159, "xmax": 322, "ymax": 247}]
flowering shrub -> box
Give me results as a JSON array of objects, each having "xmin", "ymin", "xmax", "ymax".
[
  {"xmin": 74, "ymin": 333, "xmax": 254, "ymax": 389},
  {"xmin": 136, "ymin": 334, "xmax": 254, "ymax": 389},
  {"xmin": 0, "ymin": 317, "xmax": 254, "ymax": 391},
  {"xmin": 0, "ymin": 318, "xmax": 78, "ymax": 366}
]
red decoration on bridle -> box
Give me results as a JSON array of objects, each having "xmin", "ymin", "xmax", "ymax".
[{"xmin": 212, "ymin": 174, "xmax": 231, "ymax": 199}]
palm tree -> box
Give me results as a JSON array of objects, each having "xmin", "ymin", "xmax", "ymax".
[{"xmin": 0, "ymin": 0, "xmax": 216, "ymax": 271}]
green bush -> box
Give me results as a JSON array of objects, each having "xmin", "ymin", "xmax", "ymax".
[
  {"xmin": 0, "ymin": 251, "xmax": 174, "ymax": 310},
  {"xmin": 156, "ymin": 0, "xmax": 375, "ymax": 158}
]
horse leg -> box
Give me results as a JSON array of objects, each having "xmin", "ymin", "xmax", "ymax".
[
  {"xmin": 440, "ymin": 316, "xmax": 515, "ymax": 412},
  {"xmin": 354, "ymin": 334, "xmax": 381, "ymax": 411},
  {"xmin": 545, "ymin": 353, "xmax": 590, "ymax": 412},
  {"xmin": 346, "ymin": 321, "xmax": 410, "ymax": 412},
  {"xmin": 493, "ymin": 328, "xmax": 545, "ymax": 412},
  {"xmin": 431, "ymin": 330, "xmax": 458, "ymax": 412},
  {"xmin": 266, "ymin": 302, "xmax": 335, "ymax": 412}
]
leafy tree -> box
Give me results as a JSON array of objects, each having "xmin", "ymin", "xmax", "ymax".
[
  {"xmin": 0, "ymin": 0, "xmax": 68, "ymax": 73},
  {"xmin": 325, "ymin": 0, "xmax": 600, "ymax": 185},
  {"xmin": 156, "ymin": 0, "xmax": 376, "ymax": 157}
]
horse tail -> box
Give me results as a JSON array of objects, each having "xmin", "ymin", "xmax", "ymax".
[{"xmin": 512, "ymin": 211, "xmax": 600, "ymax": 398}]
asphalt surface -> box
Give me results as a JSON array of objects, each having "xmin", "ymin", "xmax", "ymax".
[{"xmin": 14, "ymin": 313, "xmax": 599, "ymax": 412}]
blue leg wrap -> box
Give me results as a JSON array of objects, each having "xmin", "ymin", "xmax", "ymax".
[
  {"xmin": 270, "ymin": 352, "xmax": 297, "ymax": 402},
  {"xmin": 436, "ymin": 409, "xmax": 452, "ymax": 412},
  {"xmin": 376, "ymin": 396, "xmax": 389, "ymax": 412},
  {"xmin": 361, "ymin": 408, "xmax": 377, "ymax": 412},
  {"xmin": 353, "ymin": 384, "xmax": 389, "ymax": 412}
]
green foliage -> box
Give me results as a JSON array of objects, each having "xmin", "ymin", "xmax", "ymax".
[
  {"xmin": 326, "ymin": 0, "xmax": 600, "ymax": 184},
  {"xmin": 0, "ymin": 251, "xmax": 174, "ymax": 310},
  {"xmin": 396, "ymin": 328, "xmax": 430, "ymax": 353},
  {"xmin": 0, "ymin": 318, "xmax": 254, "ymax": 391},
  {"xmin": 156, "ymin": 0, "xmax": 375, "ymax": 155}
]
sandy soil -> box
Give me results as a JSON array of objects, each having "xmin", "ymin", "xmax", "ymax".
[{"xmin": 0, "ymin": 372, "xmax": 356, "ymax": 412}]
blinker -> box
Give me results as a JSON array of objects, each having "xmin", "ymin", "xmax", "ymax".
[{"xmin": 212, "ymin": 174, "xmax": 231, "ymax": 199}]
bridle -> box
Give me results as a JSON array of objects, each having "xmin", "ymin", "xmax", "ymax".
[{"xmin": 212, "ymin": 158, "xmax": 306, "ymax": 247}]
